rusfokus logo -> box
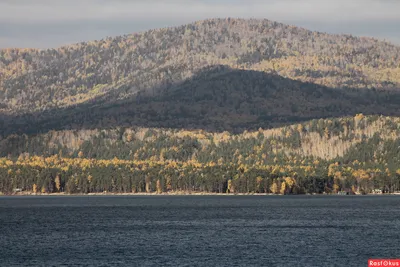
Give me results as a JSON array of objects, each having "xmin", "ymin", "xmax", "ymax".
[{"xmin": 369, "ymin": 260, "xmax": 400, "ymax": 266}]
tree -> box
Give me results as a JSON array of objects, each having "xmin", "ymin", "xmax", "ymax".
[
  {"xmin": 256, "ymin": 176, "xmax": 263, "ymax": 193},
  {"xmin": 270, "ymin": 181, "xmax": 278, "ymax": 194},
  {"xmin": 227, "ymin": 179, "xmax": 233, "ymax": 193},
  {"xmin": 156, "ymin": 179, "xmax": 162, "ymax": 194},
  {"xmin": 145, "ymin": 175, "xmax": 151, "ymax": 193},
  {"xmin": 32, "ymin": 184, "xmax": 37, "ymax": 194},
  {"xmin": 280, "ymin": 181, "xmax": 286, "ymax": 195},
  {"xmin": 55, "ymin": 174, "xmax": 61, "ymax": 192}
]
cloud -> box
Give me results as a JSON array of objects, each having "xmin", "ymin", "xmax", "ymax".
[{"xmin": 0, "ymin": 0, "xmax": 399, "ymax": 48}]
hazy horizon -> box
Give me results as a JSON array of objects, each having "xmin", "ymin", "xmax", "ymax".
[{"xmin": 1, "ymin": 0, "xmax": 400, "ymax": 49}]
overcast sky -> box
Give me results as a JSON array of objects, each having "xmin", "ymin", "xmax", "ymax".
[{"xmin": 1, "ymin": 0, "xmax": 399, "ymax": 48}]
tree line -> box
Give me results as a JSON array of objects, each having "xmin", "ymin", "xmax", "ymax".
[{"xmin": 1, "ymin": 115, "xmax": 400, "ymax": 195}]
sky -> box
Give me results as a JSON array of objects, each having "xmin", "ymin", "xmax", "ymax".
[{"xmin": 1, "ymin": 0, "xmax": 399, "ymax": 48}]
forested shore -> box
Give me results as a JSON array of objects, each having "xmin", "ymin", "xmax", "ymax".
[{"xmin": 1, "ymin": 115, "xmax": 400, "ymax": 196}]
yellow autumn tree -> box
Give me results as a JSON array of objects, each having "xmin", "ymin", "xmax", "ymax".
[
  {"xmin": 324, "ymin": 127, "xmax": 330, "ymax": 139},
  {"xmin": 227, "ymin": 179, "xmax": 233, "ymax": 193},
  {"xmin": 333, "ymin": 183, "xmax": 340, "ymax": 193},
  {"xmin": 284, "ymin": 177, "xmax": 295, "ymax": 193},
  {"xmin": 270, "ymin": 181, "xmax": 278, "ymax": 194},
  {"xmin": 55, "ymin": 175, "xmax": 61, "ymax": 192},
  {"xmin": 280, "ymin": 181, "xmax": 287, "ymax": 195},
  {"xmin": 166, "ymin": 176, "xmax": 172, "ymax": 191},
  {"xmin": 126, "ymin": 133, "xmax": 133, "ymax": 142},
  {"xmin": 32, "ymin": 184, "xmax": 38, "ymax": 194}
]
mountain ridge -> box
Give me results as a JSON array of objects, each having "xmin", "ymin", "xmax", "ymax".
[{"xmin": 2, "ymin": 18, "xmax": 397, "ymax": 51}]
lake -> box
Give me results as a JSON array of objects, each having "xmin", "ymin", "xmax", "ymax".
[{"xmin": 0, "ymin": 195, "xmax": 399, "ymax": 266}]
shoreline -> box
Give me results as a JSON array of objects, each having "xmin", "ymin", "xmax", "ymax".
[
  {"xmin": 2, "ymin": 192, "xmax": 400, "ymax": 196},
  {"xmin": 3, "ymin": 192, "xmax": 277, "ymax": 196}
]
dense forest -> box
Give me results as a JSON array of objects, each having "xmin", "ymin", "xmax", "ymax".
[
  {"xmin": 1, "ymin": 115, "xmax": 400, "ymax": 195},
  {"xmin": 0, "ymin": 19, "xmax": 400, "ymax": 195}
]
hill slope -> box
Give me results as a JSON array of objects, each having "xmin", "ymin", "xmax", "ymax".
[
  {"xmin": 2, "ymin": 66, "xmax": 400, "ymax": 135},
  {"xmin": 1, "ymin": 18, "xmax": 400, "ymax": 115}
]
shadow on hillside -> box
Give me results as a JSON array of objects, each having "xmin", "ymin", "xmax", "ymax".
[{"xmin": 2, "ymin": 65, "xmax": 400, "ymax": 136}]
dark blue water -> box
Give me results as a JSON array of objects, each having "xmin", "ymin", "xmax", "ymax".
[{"xmin": 1, "ymin": 196, "xmax": 399, "ymax": 266}]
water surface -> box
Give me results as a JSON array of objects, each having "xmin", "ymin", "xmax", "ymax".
[{"xmin": 1, "ymin": 195, "xmax": 399, "ymax": 266}]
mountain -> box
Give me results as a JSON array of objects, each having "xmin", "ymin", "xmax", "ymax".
[{"xmin": 1, "ymin": 18, "xmax": 400, "ymax": 116}]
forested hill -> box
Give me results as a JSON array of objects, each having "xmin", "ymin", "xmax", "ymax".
[
  {"xmin": 3, "ymin": 66, "xmax": 400, "ymax": 136},
  {"xmin": 1, "ymin": 18, "xmax": 400, "ymax": 115}
]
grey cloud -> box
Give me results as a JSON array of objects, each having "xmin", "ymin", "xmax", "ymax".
[{"xmin": 0, "ymin": 0, "xmax": 399, "ymax": 48}]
